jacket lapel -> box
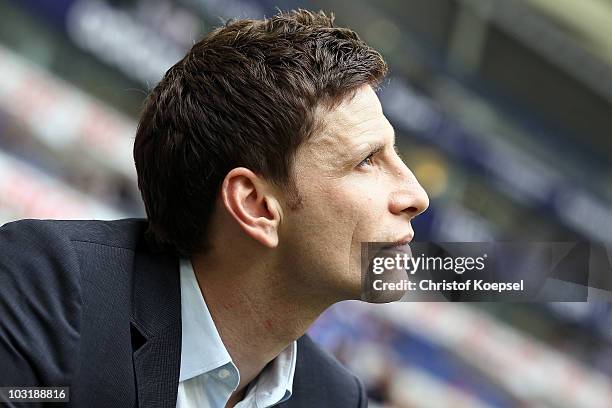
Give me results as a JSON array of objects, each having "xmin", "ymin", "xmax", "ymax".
[{"xmin": 130, "ymin": 240, "xmax": 182, "ymax": 408}]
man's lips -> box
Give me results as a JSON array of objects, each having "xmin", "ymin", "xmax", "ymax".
[{"xmin": 382, "ymin": 234, "xmax": 414, "ymax": 249}]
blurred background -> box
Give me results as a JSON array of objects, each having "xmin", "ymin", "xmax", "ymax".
[{"xmin": 0, "ymin": 0, "xmax": 611, "ymax": 406}]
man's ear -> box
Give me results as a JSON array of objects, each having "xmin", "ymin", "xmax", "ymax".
[{"xmin": 220, "ymin": 168, "xmax": 281, "ymax": 248}]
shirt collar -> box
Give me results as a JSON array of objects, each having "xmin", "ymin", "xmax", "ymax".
[
  {"xmin": 249, "ymin": 340, "xmax": 296, "ymax": 406},
  {"xmin": 178, "ymin": 257, "xmax": 297, "ymax": 404},
  {"xmin": 179, "ymin": 257, "xmax": 232, "ymax": 381}
]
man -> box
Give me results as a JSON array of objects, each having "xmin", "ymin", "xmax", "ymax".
[{"xmin": 0, "ymin": 9, "xmax": 428, "ymax": 408}]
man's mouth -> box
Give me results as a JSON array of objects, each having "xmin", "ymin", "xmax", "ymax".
[{"xmin": 382, "ymin": 234, "xmax": 414, "ymax": 249}]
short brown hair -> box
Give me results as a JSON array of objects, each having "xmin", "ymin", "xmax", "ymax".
[{"xmin": 134, "ymin": 9, "xmax": 388, "ymax": 257}]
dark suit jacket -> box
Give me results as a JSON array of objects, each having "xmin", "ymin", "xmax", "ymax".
[{"xmin": 0, "ymin": 218, "xmax": 366, "ymax": 407}]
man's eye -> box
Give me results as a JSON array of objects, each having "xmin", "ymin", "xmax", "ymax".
[{"xmin": 357, "ymin": 153, "xmax": 374, "ymax": 168}]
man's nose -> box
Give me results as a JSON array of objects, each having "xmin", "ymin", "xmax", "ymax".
[{"xmin": 388, "ymin": 165, "xmax": 430, "ymax": 218}]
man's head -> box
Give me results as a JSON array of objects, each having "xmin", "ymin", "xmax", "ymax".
[
  {"xmin": 134, "ymin": 9, "xmax": 388, "ymax": 255},
  {"xmin": 134, "ymin": 9, "xmax": 428, "ymax": 300}
]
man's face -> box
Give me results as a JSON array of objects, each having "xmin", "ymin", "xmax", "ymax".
[{"xmin": 278, "ymin": 84, "xmax": 429, "ymax": 301}]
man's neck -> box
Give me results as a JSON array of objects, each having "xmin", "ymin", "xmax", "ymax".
[{"xmin": 190, "ymin": 251, "xmax": 326, "ymax": 396}]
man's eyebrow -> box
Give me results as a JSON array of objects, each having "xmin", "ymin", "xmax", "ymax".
[
  {"xmin": 366, "ymin": 143, "xmax": 385, "ymax": 156},
  {"xmin": 353, "ymin": 131, "xmax": 395, "ymax": 154},
  {"xmin": 340, "ymin": 128, "xmax": 396, "ymax": 164},
  {"xmin": 350, "ymin": 141, "xmax": 384, "ymax": 158}
]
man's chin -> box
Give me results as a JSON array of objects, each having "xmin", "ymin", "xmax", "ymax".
[
  {"xmin": 359, "ymin": 243, "xmax": 411, "ymax": 303},
  {"xmin": 360, "ymin": 268, "xmax": 408, "ymax": 303},
  {"xmin": 328, "ymin": 268, "xmax": 408, "ymax": 303}
]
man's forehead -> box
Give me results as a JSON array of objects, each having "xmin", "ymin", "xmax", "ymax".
[{"xmin": 310, "ymin": 86, "xmax": 388, "ymax": 147}]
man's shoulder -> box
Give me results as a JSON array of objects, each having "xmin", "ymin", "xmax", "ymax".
[
  {"xmin": 0, "ymin": 218, "xmax": 151, "ymax": 388},
  {"xmin": 0, "ymin": 217, "xmax": 148, "ymax": 251},
  {"xmin": 0, "ymin": 217, "xmax": 163, "ymax": 390},
  {"xmin": 0, "ymin": 217, "xmax": 150, "ymax": 299},
  {"xmin": 288, "ymin": 335, "xmax": 366, "ymax": 407},
  {"xmin": 0, "ymin": 217, "xmax": 150, "ymax": 310}
]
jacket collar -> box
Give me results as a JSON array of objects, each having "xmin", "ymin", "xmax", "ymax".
[{"xmin": 130, "ymin": 231, "xmax": 182, "ymax": 408}]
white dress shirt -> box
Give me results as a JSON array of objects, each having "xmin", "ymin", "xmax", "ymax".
[{"xmin": 176, "ymin": 257, "xmax": 297, "ymax": 408}]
